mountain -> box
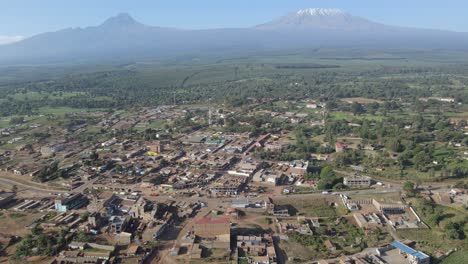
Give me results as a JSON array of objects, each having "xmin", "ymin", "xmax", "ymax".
[
  {"xmin": 1, "ymin": 9, "xmax": 468, "ymax": 64},
  {"xmin": 255, "ymin": 8, "xmax": 387, "ymax": 31}
]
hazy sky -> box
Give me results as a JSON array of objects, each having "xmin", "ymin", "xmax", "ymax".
[{"xmin": 0, "ymin": 0, "xmax": 467, "ymax": 40}]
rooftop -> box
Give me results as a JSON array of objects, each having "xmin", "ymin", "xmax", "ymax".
[{"xmin": 391, "ymin": 241, "xmax": 429, "ymax": 260}]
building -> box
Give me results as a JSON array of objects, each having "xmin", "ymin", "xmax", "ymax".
[
  {"xmin": 343, "ymin": 175, "xmax": 372, "ymax": 187},
  {"xmin": 54, "ymin": 193, "xmax": 87, "ymax": 212},
  {"xmin": 232, "ymin": 199, "xmax": 249, "ymax": 208},
  {"xmin": 41, "ymin": 145, "xmax": 65, "ymax": 157},
  {"xmin": 58, "ymin": 243, "xmax": 115, "ymax": 263},
  {"xmin": 0, "ymin": 192, "xmax": 14, "ymax": 208},
  {"xmin": 109, "ymin": 216, "xmax": 128, "ymax": 233},
  {"xmin": 264, "ymin": 141, "xmax": 289, "ymax": 152},
  {"xmin": 306, "ymin": 103, "xmax": 318, "ymax": 109},
  {"xmin": 237, "ymin": 235, "xmax": 277, "ymax": 264},
  {"xmin": 335, "ymin": 142, "xmax": 348, "ymax": 153},
  {"xmin": 325, "ymin": 240, "xmax": 336, "ymax": 251},
  {"xmin": 194, "ymin": 217, "xmax": 230, "ymax": 240},
  {"xmin": 228, "ymin": 159, "xmax": 261, "ymax": 177},
  {"xmin": 287, "ymin": 160, "xmax": 309, "ymax": 176},
  {"xmin": 390, "ymin": 241, "xmax": 430, "ymax": 264},
  {"xmin": 353, "ymin": 213, "xmax": 383, "ymax": 229},
  {"xmin": 270, "ymin": 205, "xmax": 290, "ymax": 217},
  {"xmin": 252, "ymin": 169, "xmax": 286, "ymax": 186}
]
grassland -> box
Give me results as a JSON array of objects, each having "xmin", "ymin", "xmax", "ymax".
[{"xmin": 441, "ymin": 249, "xmax": 468, "ymax": 264}]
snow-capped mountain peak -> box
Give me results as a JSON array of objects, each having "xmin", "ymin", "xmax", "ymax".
[
  {"xmin": 296, "ymin": 8, "xmax": 347, "ymax": 17},
  {"xmin": 255, "ymin": 8, "xmax": 383, "ymax": 31}
]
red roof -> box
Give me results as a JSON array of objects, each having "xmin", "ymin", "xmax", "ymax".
[
  {"xmin": 195, "ymin": 217, "xmax": 230, "ymax": 225},
  {"xmin": 335, "ymin": 142, "xmax": 348, "ymax": 148},
  {"xmin": 325, "ymin": 240, "xmax": 335, "ymax": 248}
]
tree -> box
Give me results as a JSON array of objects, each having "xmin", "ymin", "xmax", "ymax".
[
  {"xmin": 351, "ymin": 102, "xmax": 364, "ymax": 116},
  {"xmin": 403, "ymin": 181, "xmax": 416, "ymax": 197},
  {"xmin": 445, "ymin": 221, "xmax": 465, "ymax": 240},
  {"xmin": 9, "ymin": 116, "xmax": 24, "ymax": 125},
  {"xmin": 74, "ymin": 230, "xmax": 90, "ymax": 243},
  {"xmin": 31, "ymin": 225, "xmax": 44, "ymax": 236},
  {"xmin": 317, "ymin": 166, "xmax": 339, "ymax": 190},
  {"xmin": 387, "ymin": 138, "xmax": 404, "ymax": 152},
  {"xmin": 80, "ymin": 212, "xmax": 90, "ymax": 221},
  {"xmin": 413, "ymin": 151, "xmax": 431, "ymax": 172}
]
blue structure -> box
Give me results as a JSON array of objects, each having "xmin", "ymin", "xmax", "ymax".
[
  {"xmin": 54, "ymin": 193, "xmax": 87, "ymax": 213},
  {"xmin": 391, "ymin": 241, "xmax": 430, "ymax": 264}
]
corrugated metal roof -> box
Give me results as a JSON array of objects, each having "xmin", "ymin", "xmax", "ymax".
[{"xmin": 391, "ymin": 241, "xmax": 429, "ymax": 260}]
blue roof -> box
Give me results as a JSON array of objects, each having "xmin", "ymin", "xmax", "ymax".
[{"xmin": 391, "ymin": 241, "xmax": 429, "ymax": 260}]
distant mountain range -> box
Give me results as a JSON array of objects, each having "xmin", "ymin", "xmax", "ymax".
[{"xmin": 1, "ymin": 8, "xmax": 468, "ymax": 64}]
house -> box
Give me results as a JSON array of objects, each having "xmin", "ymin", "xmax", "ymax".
[
  {"xmin": 286, "ymin": 160, "xmax": 308, "ymax": 176},
  {"xmin": 335, "ymin": 142, "xmax": 348, "ymax": 153},
  {"xmin": 271, "ymin": 205, "xmax": 290, "ymax": 217},
  {"xmin": 325, "ymin": 240, "xmax": 336, "ymax": 251},
  {"xmin": 354, "ymin": 213, "xmax": 384, "ymax": 229},
  {"xmin": 306, "ymin": 103, "xmax": 318, "ymax": 109},
  {"xmin": 350, "ymin": 165, "xmax": 365, "ymax": 172},
  {"xmin": 126, "ymin": 245, "xmax": 141, "ymax": 257},
  {"xmin": 68, "ymin": 241, "xmax": 86, "ymax": 250},
  {"xmin": 116, "ymin": 232, "xmax": 132, "ymax": 245},
  {"xmin": 237, "ymin": 235, "xmax": 277, "ymax": 264},
  {"xmin": 109, "ymin": 216, "xmax": 128, "ymax": 233}
]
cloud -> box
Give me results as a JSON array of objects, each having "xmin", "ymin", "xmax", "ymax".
[{"xmin": 0, "ymin": 35, "xmax": 24, "ymax": 45}]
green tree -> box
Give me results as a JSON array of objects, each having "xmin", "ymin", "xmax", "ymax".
[
  {"xmin": 74, "ymin": 230, "xmax": 90, "ymax": 243},
  {"xmin": 403, "ymin": 181, "xmax": 416, "ymax": 197},
  {"xmin": 351, "ymin": 102, "xmax": 365, "ymax": 116}
]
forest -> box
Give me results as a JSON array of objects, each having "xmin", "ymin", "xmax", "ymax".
[{"xmin": 1, "ymin": 49, "xmax": 468, "ymax": 116}]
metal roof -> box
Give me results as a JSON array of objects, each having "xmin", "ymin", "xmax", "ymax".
[{"xmin": 391, "ymin": 241, "xmax": 429, "ymax": 260}]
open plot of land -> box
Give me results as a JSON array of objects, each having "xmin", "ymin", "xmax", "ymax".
[
  {"xmin": 442, "ymin": 249, "xmax": 468, "ymax": 264},
  {"xmin": 273, "ymin": 195, "xmax": 343, "ymax": 218},
  {"xmin": 0, "ymin": 211, "xmax": 43, "ymax": 236}
]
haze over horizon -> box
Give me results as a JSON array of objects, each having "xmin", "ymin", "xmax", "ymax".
[{"xmin": 1, "ymin": 0, "xmax": 467, "ymax": 44}]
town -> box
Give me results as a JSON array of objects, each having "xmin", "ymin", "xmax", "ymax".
[{"xmin": 0, "ymin": 94, "xmax": 466, "ymax": 264}]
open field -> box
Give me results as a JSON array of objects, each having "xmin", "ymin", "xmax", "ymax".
[{"xmin": 441, "ymin": 249, "xmax": 468, "ymax": 264}]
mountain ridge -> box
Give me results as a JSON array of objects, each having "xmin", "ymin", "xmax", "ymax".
[{"xmin": 1, "ymin": 9, "xmax": 467, "ymax": 64}]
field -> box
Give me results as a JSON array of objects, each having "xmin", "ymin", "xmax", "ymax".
[
  {"xmin": 441, "ymin": 249, "xmax": 468, "ymax": 264},
  {"xmin": 273, "ymin": 195, "xmax": 344, "ymax": 218},
  {"xmin": 0, "ymin": 211, "xmax": 43, "ymax": 236}
]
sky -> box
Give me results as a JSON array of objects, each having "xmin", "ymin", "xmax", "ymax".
[{"xmin": 0, "ymin": 0, "xmax": 467, "ymax": 43}]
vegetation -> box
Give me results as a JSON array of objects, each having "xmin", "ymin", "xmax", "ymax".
[{"xmin": 14, "ymin": 228, "xmax": 69, "ymax": 258}]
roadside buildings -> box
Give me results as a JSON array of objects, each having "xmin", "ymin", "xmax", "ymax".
[
  {"xmin": 343, "ymin": 175, "xmax": 372, "ymax": 187},
  {"xmin": 389, "ymin": 241, "xmax": 430, "ymax": 264},
  {"xmin": 54, "ymin": 193, "xmax": 87, "ymax": 213}
]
